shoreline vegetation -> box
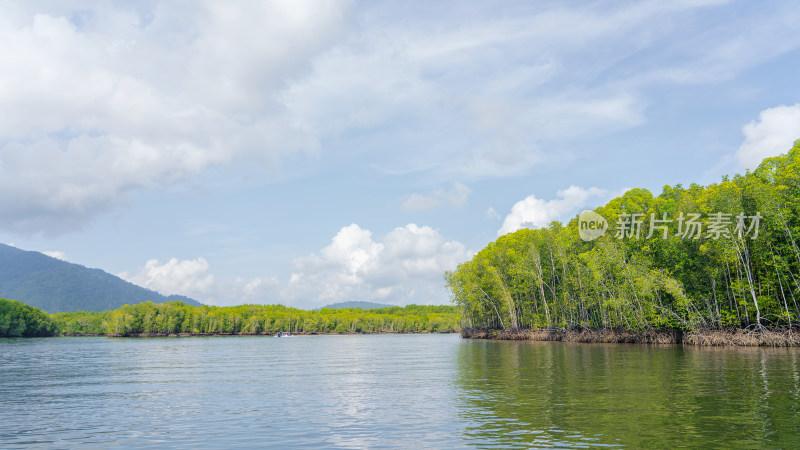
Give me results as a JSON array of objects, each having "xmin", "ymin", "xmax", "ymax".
[
  {"xmin": 462, "ymin": 327, "xmax": 800, "ymax": 347},
  {"xmin": 447, "ymin": 141, "xmax": 800, "ymax": 347},
  {"xmin": 5, "ymin": 140, "xmax": 800, "ymax": 347},
  {"xmin": 1, "ymin": 298, "xmax": 459, "ymax": 337},
  {"xmin": 2, "ymin": 295, "xmax": 799, "ymax": 345},
  {"xmin": 62, "ymin": 330, "xmax": 454, "ymax": 338}
]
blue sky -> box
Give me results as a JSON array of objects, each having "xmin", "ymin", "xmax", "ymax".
[{"xmin": 1, "ymin": 0, "xmax": 800, "ymax": 307}]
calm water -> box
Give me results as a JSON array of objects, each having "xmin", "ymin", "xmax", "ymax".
[{"xmin": 1, "ymin": 335, "xmax": 800, "ymax": 448}]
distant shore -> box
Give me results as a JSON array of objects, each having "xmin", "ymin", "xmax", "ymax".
[
  {"xmin": 462, "ymin": 328, "xmax": 800, "ymax": 347},
  {"xmin": 59, "ymin": 330, "xmax": 457, "ymax": 338}
]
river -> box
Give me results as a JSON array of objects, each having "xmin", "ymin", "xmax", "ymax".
[{"xmin": 1, "ymin": 334, "xmax": 799, "ymax": 448}]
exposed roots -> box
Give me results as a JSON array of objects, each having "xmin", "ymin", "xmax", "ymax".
[{"xmin": 462, "ymin": 327, "xmax": 800, "ymax": 347}]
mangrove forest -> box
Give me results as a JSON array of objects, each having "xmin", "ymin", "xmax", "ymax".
[
  {"xmin": 446, "ymin": 140, "xmax": 800, "ymax": 342},
  {"xmin": 0, "ymin": 298, "xmax": 458, "ymax": 337}
]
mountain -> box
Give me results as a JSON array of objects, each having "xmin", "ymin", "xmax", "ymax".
[
  {"xmin": 0, "ymin": 244, "xmax": 202, "ymax": 313},
  {"xmin": 320, "ymin": 301, "xmax": 395, "ymax": 310}
]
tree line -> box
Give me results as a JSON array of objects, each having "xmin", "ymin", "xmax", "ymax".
[
  {"xmin": 0, "ymin": 298, "xmax": 59, "ymax": 337},
  {"xmin": 446, "ymin": 140, "xmax": 800, "ymax": 332},
  {"xmin": 53, "ymin": 301, "xmax": 458, "ymax": 336},
  {"xmin": 0, "ymin": 298, "xmax": 458, "ymax": 337}
]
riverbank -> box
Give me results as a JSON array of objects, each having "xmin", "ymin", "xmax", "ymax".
[
  {"xmin": 46, "ymin": 301, "xmax": 458, "ymax": 337},
  {"xmin": 90, "ymin": 330, "xmax": 456, "ymax": 338},
  {"xmin": 462, "ymin": 328, "xmax": 800, "ymax": 347}
]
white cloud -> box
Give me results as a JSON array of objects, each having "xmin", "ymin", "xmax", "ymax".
[
  {"xmin": 42, "ymin": 250, "xmax": 67, "ymax": 261},
  {"xmin": 283, "ymin": 6, "xmax": 653, "ymax": 179},
  {"xmin": 485, "ymin": 207, "xmax": 501, "ymax": 221},
  {"xmin": 234, "ymin": 276, "xmax": 281, "ymax": 305},
  {"xmin": 282, "ymin": 0, "xmax": 800, "ymax": 180},
  {"xmin": 282, "ymin": 223, "xmax": 470, "ymax": 306},
  {"xmin": 3, "ymin": 1, "xmax": 799, "ymax": 235},
  {"xmin": 120, "ymin": 256, "xmax": 281, "ymax": 306},
  {"xmin": 121, "ymin": 257, "xmax": 215, "ymax": 300},
  {"xmin": 401, "ymin": 182, "xmax": 471, "ymax": 211},
  {"xmin": 735, "ymin": 104, "xmax": 800, "ymax": 170},
  {"xmin": 498, "ymin": 186, "xmax": 610, "ymax": 235},
  {"xmin": 0, "ymin": 1, "xmax": 351, "ymax": 234}
]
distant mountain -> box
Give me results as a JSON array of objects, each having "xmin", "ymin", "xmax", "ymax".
[
  {"xmin": 320, "ymin": 301, "xmax": 395, "ymax": 310},
  {"xmin": 0, "ymin": 244, "xmax": 203, "ymax": 313}
]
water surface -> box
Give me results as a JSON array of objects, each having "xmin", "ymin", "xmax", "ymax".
[{"xmin": 1, "ymin": 335, "xmax": 799, "ymax": 447}]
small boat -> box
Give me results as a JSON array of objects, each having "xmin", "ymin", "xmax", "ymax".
[{"xmin": 276, "ymin": 331, "xmax": 292, "ymax": 337}]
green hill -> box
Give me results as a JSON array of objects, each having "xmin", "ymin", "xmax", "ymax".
[{"xmin": 0, "ymin": 244, "xmax": 203, "ymax": 313}]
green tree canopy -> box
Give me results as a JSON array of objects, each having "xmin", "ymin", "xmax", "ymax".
[{"xmin": 447, "ymin": 140, "xmax": 800, "ymax": 332}]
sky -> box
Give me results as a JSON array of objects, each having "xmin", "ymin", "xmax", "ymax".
[{"xmin": 1, "ymin": 0, "xmax": 800, "ymax": 308}]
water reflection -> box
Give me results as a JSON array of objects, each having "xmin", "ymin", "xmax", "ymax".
[
  {"xmin": 2, "ymin": 335, "xmax": 800, "ymax": 447},
  {"xmin": 455, "ymin": 340, "xmax": 800, "ymax": 447},
  {"xmin": 0, "ymin": 335, "xmax": 467, "ymax": 448}
]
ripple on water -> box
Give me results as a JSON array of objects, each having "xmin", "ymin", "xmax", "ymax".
[{"xmin": 1, "ymin": 336, "xmax": 800, "ymax": 448}]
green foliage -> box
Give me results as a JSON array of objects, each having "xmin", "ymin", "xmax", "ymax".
[
  {"xmin": 51, "ymin": 302, "xmax": 459, "ymax": 336},
  {"xmin": 447, "ymin": 139, "xmax": 800, "ymax": 332},
  {"xmin": 0, "ymin": 298, "xmax": 58, "ymax": 337}
]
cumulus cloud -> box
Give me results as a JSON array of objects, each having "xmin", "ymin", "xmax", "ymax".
[
  {"xmin": 735, "ymin": 104, "xmax": 800, "ymax": 170},
  {"xmin": 118, "ymin": 224, "xmax": 470, "ymax": 306},
  {"xmin": 498, "ymin": 186, "xmax": 610, "ymax": 235},
  {"xmin": 282, "ymin": 223, "xmax": 470, "ymax": 306},
  {"xmin": 401, "ymin": 182, "xmax": 471, "ymax": 211},
  {"xmin": 121, "ymin": 257, "xmax": 215, "ymax": 300},
  {"xmin": 42, "ymin": 250, "xmax": 67, "ymax": 261},
  {"xmin": 231, "ymin": 276, "xmax": 281, "ymax": 305},
  {"xmin": 0, "ymin": 1, "xmax": 351, "ymax": 234},
  {"xmin": 119, "ymin": 256, "xmax": 281, "ymax": 306},
  {"xmin": 3, "ymin": 1, "xmax": 799, "ymax": 235}
]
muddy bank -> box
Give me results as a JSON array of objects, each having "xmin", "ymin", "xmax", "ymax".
[{"xmin": 462, "ymin": 328, "xmax": 800, "ymax": 347}]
